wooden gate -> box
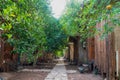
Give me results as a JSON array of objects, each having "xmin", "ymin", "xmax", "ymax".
[{"xmin": 87, "ymin": 37, "xmax": 95, "ymax": 61}]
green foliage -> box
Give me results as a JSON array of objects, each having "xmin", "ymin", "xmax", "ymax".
[
  {"xmin": 60, "ymin": 0, "xmax": 81, "ymax": 36},
  {"xmin": 55, "ymin": 50, "xmax": 63, "ymax": 57},
  {"xmin": 1, "ymin": 0, "xmax": 119, "ymax": 63},
  {"xmin": 60, "ymin": 0, "xmax": 120, "ymax": 42},
  {"xmin": 0, "ymin": 0, "xmax": 68, "ymax": 63},
  {"xmin": 44, "ymin": 17, "xmax": 67, "ymax": 53},
  {"xmin": 1, "ymin": 0, "xmax": 49, "ymax": 62}
]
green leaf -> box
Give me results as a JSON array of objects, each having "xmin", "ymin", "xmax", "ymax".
[{"xmin": 6, "ymin": 34, "xmax": 12, "ymax": 39}]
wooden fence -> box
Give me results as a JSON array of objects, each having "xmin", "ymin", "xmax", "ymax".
[
  {"xmin": 94, "ymin": 21, "xmax": 107, "ymax": 74},
  {"xmin": 0, "ymin": 30, "xmax": 4, "ymax": 70},
  {"xmin": 114, "ymin": 27, "xmax": 120, "ymax": 79},
  {"xmin": 87, "ymin": 37, "xmax": 95, "ymax": 61},
  {"xmin": 0, "ymin": 30, "xmax": 18, "ymax": 72},
  {"xmin": 94, "ymin": 21, "xmax": 117, "ymax": 80}
]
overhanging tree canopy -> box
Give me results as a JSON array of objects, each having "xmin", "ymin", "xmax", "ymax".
[
  {"xmin": 60, "ymin": 0, "xmax": 120, "ymax": 42},
  {"xmin": 0, "ymin": 0, "xmax": 67, "ymax": 63}
]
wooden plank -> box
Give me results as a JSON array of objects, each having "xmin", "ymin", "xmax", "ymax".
[
  {"xmin": 94, "ymin": 21, "xmax": 117, "ymax": 79},
  {"xmin": 87, "ymin": 37, "xmax": 95, "ymax": 61},
  {"xmin": 114, "ymin": 27, "xmax": 120, "ymax": 77},
  {"xmin": 69, "ymin": 42, "xmax": 74, "ymax": 62},
  {"xmin": 94, "ymin": 21, "xmax": 108, "ymax": 74}
]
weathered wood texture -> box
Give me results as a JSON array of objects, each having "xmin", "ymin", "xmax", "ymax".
[
  {"xmin": 108, "ymin": 32, "xmax": 116, "ymax": 80},
  {"xmin": 114, "ymin": 27, "xmax": 120, "ymax": 77},
  {"xmin": 64, "ymin": 47, "xmax": 69, "ymax": 60},
  {"xmin": 0, "ymin": 30, "xmax": 4, "ymax": 68},
  {"xmin": 69, "ymin": 36, "xmax": 87, "ymax": 64},
  {"xmin": 78, "ymin": 41, "xmax": 88, "ymax": 64},
  {"xmin": 73, "ymin": 36, "xmax": 79, "ymax": 63},
  {"xmin": 2, "ymin": 43, "xmax": 18, "ymax": 72},
  {"xmin": 0, "ymin": 30, "xmax": 18, "ymax": 72},
  {"xmin": 87, "ymin": 37, "xmax": 95, "ymax": 61},
  {"xmin": 95, "ymin": 21, "xmax": 107, "ymax": 73},
  {"xmin": 94, "ymin": 21, "xmax": 116, "ymax": 79},
  {"xmin": 69, "ymin": 42, "xmax": 74, "ymax": 61},
  {"xmin": 69, "ymin": 36, "xmax": 79, "ymax": 63}
]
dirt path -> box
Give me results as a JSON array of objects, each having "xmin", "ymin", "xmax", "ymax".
[
  {"xmin": 68, "ymin": 73, "xmax": 103, "ymax": 80},
  {"xmin": 0, "ymin": 60, "xmax": 56, "ymax": 80},
  {"xmin": 0, "ymin": 71, "xmax": 49, "ymax": 80},
  {"xmin": 65, "ymin": 62, "xmax": 103, "ymax": 80},
  {"xmin": 0, "ymin": 58, "xmax": 103, "ymax": 80}
]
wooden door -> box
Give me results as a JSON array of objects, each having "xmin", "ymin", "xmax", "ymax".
[{"xmin": 87, "ymin": 37, "xmax": 95, "ymax": 61}]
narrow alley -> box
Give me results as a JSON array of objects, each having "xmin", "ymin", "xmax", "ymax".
[
  {"xmin": 0, "ymin": 0, "xmax": 120, "ymax": 80},
  {"xmin": 0, "ymin": 58, "xmax": 103, "ymax": 80}
]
